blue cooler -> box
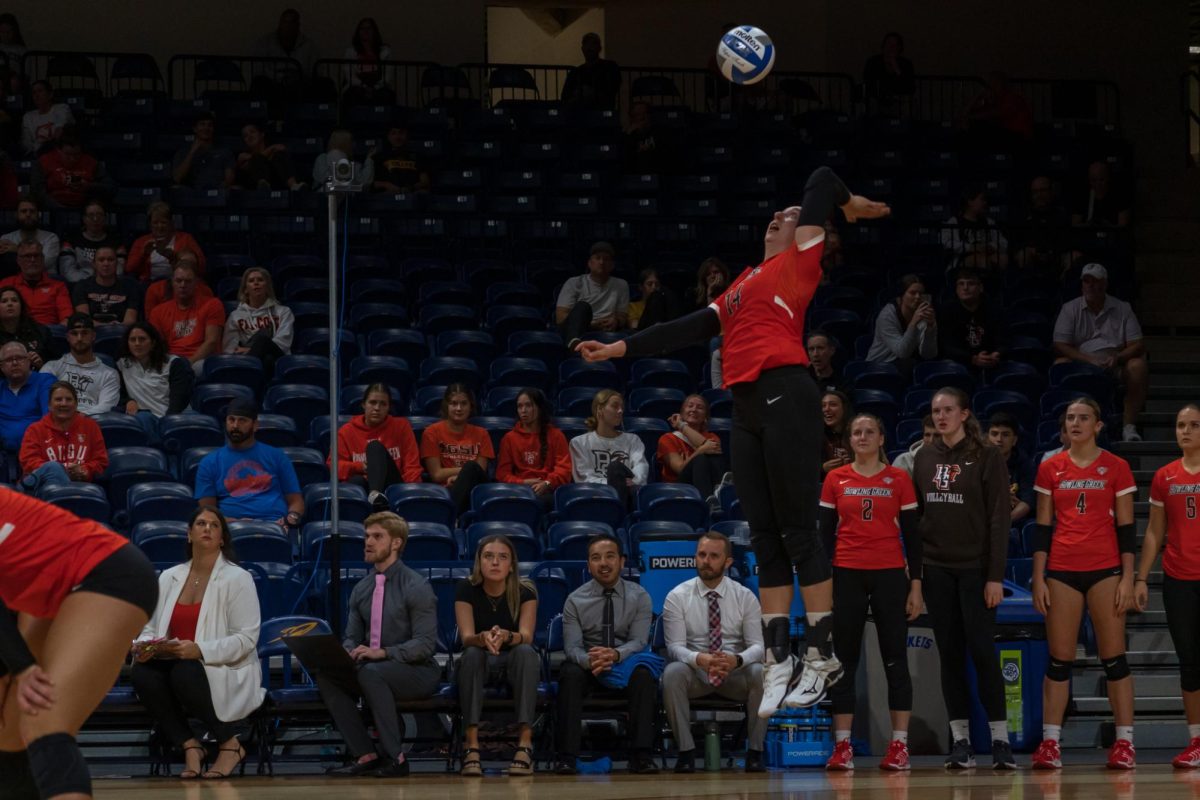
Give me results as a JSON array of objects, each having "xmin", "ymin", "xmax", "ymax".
[{"xmin": 638, "ymin": 538, "xmax": 701, "ymax": 613}]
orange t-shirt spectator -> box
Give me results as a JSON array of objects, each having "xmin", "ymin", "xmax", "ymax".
[
  {"xmin": 148, "ymin": 263, "xmax": 224, "ymax": 366},
  {"xmin": 126, "ymin": 201, "xmax": 206, "ymax": 282},
  {"xmin": 0, "ymin": 241, "xmax": 72, "ymax": 325},
  {"xmin": 418, "ymin": 385, "xmax": 495, "ymax": 515},
  {"xmin": 142, "ymin": 272, "xmax": 214, "ymax": 318}
]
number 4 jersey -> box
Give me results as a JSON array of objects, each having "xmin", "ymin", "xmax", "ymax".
[
  {"xmin": 1035, "ymin": 450, "xmax": 1136, "ymax": 571},
  {"xmin": 1149, "ymin": 459, "xmax": 1200, "ymax": 580},
  {"xmin": 820, "ymin": 463, "xmax": 918, "ymax": 569}
]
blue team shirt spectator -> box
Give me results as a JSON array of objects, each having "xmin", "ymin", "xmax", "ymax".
[
  {"xmin": 194, "ymin": 441, "xmax": 301, "ymax": 520},
  {"xmin": 0, "ymin": 370, "xmax": 53, "ymax": 451}
]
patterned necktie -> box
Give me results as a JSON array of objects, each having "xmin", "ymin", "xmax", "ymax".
[
  {"xmin": 369, "ymin": 573, "xmax": 386, "ymax": 649},
  {"xmin": 602, "ymin": 588, "xmax": 616, "ymax": 648},
  {"xmin": 707, "ymin": 590, "xmax": 724, "ymax": 686}
]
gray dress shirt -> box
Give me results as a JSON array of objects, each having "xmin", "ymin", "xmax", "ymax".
[
  {"xmin": 342, "ymin": 559, "xmax": 438, "ymax": 665},
  {"xmin": 562, "ymin": 578, "xmax": 652, "ymax": 669}
]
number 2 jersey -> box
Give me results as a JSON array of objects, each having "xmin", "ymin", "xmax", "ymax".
[
  {"xmin": 709, "ymin": 235, "xmax": 823, "ymax": 388},
  {"xmin": 1149, "ymin": 459, "xmax": 1200, "ymax": 580},
  {"xmin": 1035, "ymin": 450, "xmax": 1136, "ymax": 571},
  {"xmin": 820, "ymin": 463, "xmax": 918, "ymax": 570},
  {"xmin": 0, "ymin": 486, "xmax": 127, "ymax": 617}
]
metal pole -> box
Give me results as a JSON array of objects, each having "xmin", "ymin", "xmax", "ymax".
[{"xmin": 327, "ymin": 190, "xmax": 342, "ymax": 637}]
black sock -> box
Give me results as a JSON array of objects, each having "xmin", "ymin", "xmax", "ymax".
[
  {"xmin": 807, "ymin": 614, "xmax": 836, "ymax": 659},
  {"xmin": 763, "ymin": 617, "xmax": 791, "ymax": 664}
]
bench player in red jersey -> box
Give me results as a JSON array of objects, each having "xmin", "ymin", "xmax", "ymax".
[
  {"xmin": 1030, "ymin": 397, "xmax": 1138, "ymax": 770},
  {"xmin": 0, "ymin": 489, "xmax": 158, "ymax": 799},
  {"xmin": 578, "ymin": 167, "xmax": 889, "ymax": 717},
  {"xmin": 818, "ymin": 413, "xmax": 923, "ymax": 772},
  {"xmin": 1135, "ymin": 403, "xmax": 1200, "ymax": 768}
]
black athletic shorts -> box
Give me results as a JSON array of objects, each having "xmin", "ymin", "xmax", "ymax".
[
  {"xmin": 71, "ymin": 543, "xmax": 159, "ymax": 618},
  {"xmin": 1045, "ymin": 565, "xmax": 1122, "ymax": 595}
]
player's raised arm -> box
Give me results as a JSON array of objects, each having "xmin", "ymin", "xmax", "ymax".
[{"xmin": 795, "ymin": 167, "xmax": 890, "ymax": 248}]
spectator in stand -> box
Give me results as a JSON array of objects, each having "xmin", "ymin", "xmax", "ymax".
[
  {"xmin": 1052, "ymin": 263, "xmax": 1148, "ymax": 442},
  {"xmin": 941, "ymin": 186, "xmax": 1008, "ymax": 272},
  {"xmin": 30, "ymin": 125, "xmax": 114, "ymax": 210},
  {"xmin": 20, "ymin": 80, "xmax": 74, "ymax": 155},
  {"xmin": 255, "ymin": 8, "xmax": 318, "ymax": 78},
  {"xmin": 149, "ymin": 261, "xmax": 225, "ymax": 376},
  {"xmin": 962, "ymin": 71, "xmax": 1033, "ymax": 145},
  {"xmin": 807, "ymin": 331, "xmax": 851, "ymax": 395},
  {"xmin": 0, "ymin": 285, "xmax": 51, "ymax": 368},
  {"xmin": 862, "ymin": 32, "xmax": 915, "ymax": 105},
  {"xmin": 72, "ymin": 245, "xmax": 140, "ymax": 326},
  {"xmin": 342, "ymin": 17, "xmax": 392, "ymax": 103},
  {"xmin": 312, "ymin": 129, "xmax": 374, "ymax": 189},
  {"xmin": 18, "ymin": 380, "xmax": 107, "ymax": 497},
  {"xmin": 1039, "ymin": 413, "xmax": 1069, "ymax": 464},
  {"xmin": 127, "ymin": 201, "xmax": 207, "ymax": 283},
  {"xmin": 0, "ymin": 341, "xmax": 54, "ymax": 469},
  {"xmin": 892, "ymin": 414, "xmax": 935, "ymax": 476},
  {"xmin": 222, "ymin": 267, "xmax": 293, "ymax": 375},
  {"xmin": 60, "ymin": 200, "xmax": 127, "ymax": 284},
  {"xmin": 420, "ymin": 383, "xmax": 493, "ymax": 516},
  {"xmin": 867, "ymin": 274, "xmax": 937, "ymax": 370},
  {"xmin": 0, "ymin": 13, "xmax": 26, "ymax": 96},
  {"xmin": 624, "ymin": 101, "xmax": 666, "ymax": 174},
  {"xmin": 143, "ymin": 248, "xmax": 213, "ymax": 317},
  {"xmin": 0, "ymin": 195, "xmax": 61, "ymax": 268},
  {"xmin": 496, "ymin": 387, "xmax": 572, "ymax": 509},
  {"xmin": 172, "ymin": 111, "xmax": 234, "ymax": 190},
  {"xmin": 1016, "ymin": 175, "xmax": 1072, "ymax": 281},
  {"xmin": 822, "ymin": 390, "xmax": 852, "ymax": 475},
  {"xmin": 333, "ymin": 383, "xmax": 423, "ymax": 513},
  {"xmin": 661, "ymin": 531, "xmax": 767, "ymax": 774},
  {"xmin": 560, "ymin": 32, "xmax": 621, "ymax": 110},
  {"xmin": 0, "ymin": 240, "xmax": 71, "ymax": 325},
  {"xmin": 196, "ymin": 399, "xmax": 304, "ymax": 526},
  {"xmin": 453, "ymin": 534, "xmax": 540, "ymax": 777},
  {"xmin": 938, "ymin": 267, "xmax": 1004, "ymax": 372},
  {"xmin": 691, "ymin": 257, "xmax": 730, "ymax": 309},
  {"xmin": 235, "ymin": 122, "xmax": 304, "ymax": 191},
  {"xmin": 556, "ymin": 241, "xmax": 629, "ymax": 350},
  {"xmin": 39, "ymin": 312, "xmax": 119, "ymax": 416},
  {"xmin": 1072, "ymin": 160, "xmax": 1131, "ymax": 229},
  {"xmin": 658, "ymin": 393, "xmax": 728, "ymax": 503},
  {"xmin": 371, "ymin": 124, "xmax": 430, "ymax": 193},
  {"xmin": 569, "ymin": 389, "xmax": 649, "ymax": 510},
  {"xmin": 627, "ymin": 268, "xmax": 665, "ymax": 330},
  {"xmin": 117, "ymin": 322, "xmax": 194, "ymax": 442},
  {"xmin": 986, "ymin": 411, "xmax": 1034, "ymax": 524}
]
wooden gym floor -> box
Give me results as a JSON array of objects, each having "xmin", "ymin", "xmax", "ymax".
[{"xmin": 92, "ymin": 760, "xmax": 1200, "ymax": 799}]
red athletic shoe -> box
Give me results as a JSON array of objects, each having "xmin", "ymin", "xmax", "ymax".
[
  {"xmin": 1106, "ymin": 739, "xmax": 1136, "ymax": 770},
  {"xmin": 1173, "ymin": 737, "xmax": 1200, "ymax": 769},
  {"xmin": 1031, "ymin": 739, "xmax": 1062, "ymax": 770},
  {"xmin": 825, "ymin": 740, "xmax": 855, "ymax": 771},
  {"xmin": 879, "ymin": 739, "xmax": 911, "ymax": 771}
]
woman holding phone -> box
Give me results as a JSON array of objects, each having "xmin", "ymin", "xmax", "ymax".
[{"xmin": 866, "ymin": 275, "xmax": 938, "ymax": 371}]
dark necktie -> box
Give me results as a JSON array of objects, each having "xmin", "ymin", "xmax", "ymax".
[
  {"xmin": 602, "ymin": 588, "xmax": 616, "ymax": 648},
  {"xmin": 707, "ymin": 590, "xmax": 724, "ymax": 686}
]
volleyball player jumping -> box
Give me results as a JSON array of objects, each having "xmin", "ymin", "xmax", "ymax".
[
  {"xmin": 578, "ymin": 167, "xmax": 889, "ymax": 715},
  {"xmin": 0, "ymin": 489, "xmax": 158, "ymax": 799}
]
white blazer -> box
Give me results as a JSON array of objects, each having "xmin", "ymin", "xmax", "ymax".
[{"xmin": 137, "ymin": 555, "xmax": 265, "ymax": 722}]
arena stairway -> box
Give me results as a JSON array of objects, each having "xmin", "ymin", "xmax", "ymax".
[{"xmin": 1061, "ymin": 347, "xmax": 1200, "ymax": 750}]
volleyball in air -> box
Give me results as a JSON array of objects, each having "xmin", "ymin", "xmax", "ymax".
[{"xmin": 716, "ymin": 25, "xmax": 776, "ymax": 85}]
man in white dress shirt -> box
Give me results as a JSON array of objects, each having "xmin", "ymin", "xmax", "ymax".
[{"xmin": 661, "ymin": 531, "xmax": 766, "ymax": 773}]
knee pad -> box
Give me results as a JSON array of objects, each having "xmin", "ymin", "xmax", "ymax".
[
  {"xmin": 1046, "ymin": 658, "xmax": 1073, "ymax": 682},
  {"xmin": 1181, "ymin": 666, "xmax": 1200, "ymax": 693},
  {"xmin": 26, "ymin": 733, "xmax": 91, "ymax": 799},
  {"xmin": 0, "ymin": 750, "xmax": 38, "ymax": 800},
  {"xmin": 1102, "ymin": 654, "xmax": 1131, "ymax": 681}
]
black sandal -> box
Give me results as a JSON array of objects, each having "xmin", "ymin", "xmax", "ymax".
[
  {"xmin": 179, "ymin": 745, "xmax": 206, "ymax": 779},
  {"xmin": 508, "ymin": 745, "xmax": 534, "ymax": 776},
  {"xmin": 202, "ymin": 744, "xmax": 246, "ymax": 779},
  {"xmin": 461, "ymin": 746, "xmax": 483, "ymax": 777}
]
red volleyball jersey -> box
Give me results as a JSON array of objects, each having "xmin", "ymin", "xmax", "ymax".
[
  {"xmin": 1035, "ymin": 450, "xmax": 1136, "ymax": 571},
  {"xmin": 709, "ymin": 235, "xmax": 823, "ymax": 387},
  {"xmin": 820, "ymin": 463, "xmax": 918, "ymax": 570},
  {"xmin": 1149, "ymin": 459, "xmax": 1200, "ymax": 581},
  {"xmin": 0, "ymin": 487, "xmax": 126, "ymax": 617}
]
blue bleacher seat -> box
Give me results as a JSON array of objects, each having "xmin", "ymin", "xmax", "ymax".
[
  {"xmin": 701, "ymin": 388, "xmax": 732, "ymax": 418},
  {"xmin": 419, "ymin": 356, "xmax": 480, "ymax": 389},
  {"xmin": 556, "ymin": 386, "xmax": 597, "ymax": 418},
  {"xmin": 411, "ymin": 385, "xmax": 447, "ymax": 416},
  {"xmin": 633, "ymin": 484, "xmax": 707, "ymax": 529},
  {"xmin": 282, "ymin": 278, "xmax": 329, "ymax": 303},
  {"xmin": 546, "ymin": 521, "xmax": 616, "ymax": 560},
  {"xmin": 550, "ymin": 484, "xmax": 625, "ymax": 529},
  {"xmin": 629, "ymin": 359, "xmax": 693, "ymax": 393},
  {"xmin": 508, "ymin": 330, "xmax": 565, "ymax": 370},
  {"xmin": 627, "ymin": 520, "xmax": 695, "ymax": 557},
  {"xmin": 293, "ymin": 329, "xmax": 360, "ymax": 362},
  {"xmin": 484, "ymin": 282, "xmax": 539, "ymax": 308},
  {"xmin": 191, "ymin": 383, "xmax": 255, "ymax": 418},
  {"xmin": 349, "ymin": 279, "xmax": 406, "ymax": 305},
  {"xmin": 257, "ymin": 615, "xmax": 334, "ymax": 706},
  {"xmin": 622, "ymin": 416, "xmax": 671, "ymax": 460},
  {"xmin": 264, "ymin": 384, "xmax": 329, "ymax": 434},
  {"xmin": 987, "ymin": 361, "xmax": 1046, "ymax": 399},
  {"xmin": 404, "ymin": 522, "xmax": 460, "ymax": 561},
  {"xmin": 386, "ymin": 484, "xmax": 456, "ymax": 527},
  {"xmin": 229, "ymin": 521, "xmax": 293, "ymax": 564},
  {"xmin": 285, "ymin": 447, "xmax": 330, "ymax": 488},
  {"xmin": 527, "ymin": 563, "xmax": 570, "ymax": 645},
  {"xmin": 484, "ymin": 305, "xmax": 545, "ymax": 346},
  {"xmin": 300, "ymin": 521, "xmax": 366, "ymax": 563},
  {"xmin": 482, "ymin": 386, "xmax": 521, "ymax": 416},
  {"xmin": 469, "ymin": 416, "xmax": 514, "ymax": 456},
  {"xmin": 349, "ymin": 303, "xmax": 409, "ymax": 333},
  {"xmin": 288, "ymin": 302, "xmax": 328, "ymax": 331},
  {"xmin": 40, "ymin": 483, "xmax": 111, "ymax": 525},
  {"xmin": 464, "ymin": 484, "xmax": 542, "ymax": 529},
  {"xmin": 308, "ymin": 415, "xmax": 354, "ymax": 455},
  {"xmin": 417, "ymin": 304, "xmax": 475, "ymax": 335},
  {"xmin": 559, "ymin": 359, "xmax": 620, "ymax": 391},
  {"xmin": 302, "ymin": 483, "xmax": 370, "ymax": 525},
  {"xmin": 179, "ymin": 447, "xmax": 217, "ymax": 487},
  {"xmin": 896, "ymin": 418, "xmax": 927, "ymax": 447},
  {"xmin": 436, "ymin": 330, "xmax": 497, "ymax": 367},
  {"xmin": 102, "ymin": 447, "xmax": 173, "ymax": 511},
  {"xmin": 348, "ymin": 356, "xmax": 411, "ymax": 387},
  {"xmin": 628, "ymin": 387, "xmax": 686, "ymax": 419},
  {"xmin": 273, "ymin": 354, "xmax": 331, "ymax": 388},
  {"xmin": 901, "ymin": 387, "xmax": 935, "ymax": 419},
  {"xmin": 133, "ymin": 521, "xmax": 189, "ymax": 561},
  {"xmin": 974, "ymin": 389, "xmax": 1037, "ymax": 431},
  {"xmin": 465, "ymin": 521, "xmax": 542, "ymax": 562},
  {"xmin": 94, "ymin": 412, "xmax": 150, "ymax": 448},
  {"xmin": 418, "ymin": 281, "xmax": 473, "ymax": 307},
  {"xmin": 202, "ymin": 354, "xmax": 265, "ymax": 393},
  {"xmin": 368, "ymin": 329, "xmax": 429, "ymax": 371},
  {"xmin": 127, "ymin": 481, "xmax": 195, "ymax": 526},
  {"xmin": 489, "ymin": 357, "xmax": 548, "ymax": 390},
  {"xmin": 853, "ymin": 389, "xmax": 900, "ymax": 426}
]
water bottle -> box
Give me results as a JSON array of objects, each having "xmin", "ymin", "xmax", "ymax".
[{"xmin": 704, "ymin": 722, "xmax": 721, "ymax": 772}]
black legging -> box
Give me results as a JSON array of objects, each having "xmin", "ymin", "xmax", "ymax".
[
  {"xmin": 923, "ymin": 564, "xmax": 1006, "ymax": 722},
  {"xmin": 559, "ymin": 301, "xmax": 595, "ymax": 346},
  {"xmin": 448, "ymin": 460, "xmax": 487, "ymax": 515},
  {"xmin": 677, "ymin": 452, "xmax": 728, "ymax": 499},
  {"xmin": 1164, "ymin": 574, "xmax": 1200, "ymax": 694},
  {"xmin": 130, "ymin": 659, "xmax": 242, "ymax": 745},
  {"xmin": 244, "ymin": 329, "xmax": 284, "ymax": 377},
  {"xmin": 729, "ymin": 366, "xmax": 826, "ymax": 588},
  {"xmin": 830, "ymin": 567, "xmax": 912, "ymax": 714},
  {"xmin": 346, "ymin": 440, "xmax": 403, "ymax": 495},
  {"xmin": 605, "ymin": 461, "xmax": 635, "ymax": 510}
]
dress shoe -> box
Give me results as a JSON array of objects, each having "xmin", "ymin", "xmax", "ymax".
[
  {"xmin": 674, "ymin": 750, "xmax": 695, "ymax": 774},
  {"xmin": 744, "ymin": 749, "xmax": 765, "ymax": 772},
  {"xmin": 370, "ymin": 757, "xmax": 410, "ymax": 778},
  {"xmin": 326, "ymin": 757, "xmax": 383, "ymax": 777}
]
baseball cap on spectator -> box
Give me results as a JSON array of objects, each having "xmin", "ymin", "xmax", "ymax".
[
  {"xmin": 225, "ymin": 399, "xmax": 259, "ymax": 420},
  {"xmin": 590, "ymin": 241, "xmax": 615, "ymax": 257},
  {"xmin": 1080, "ymin": 263, "xmax": 1108, "ymax": 281},
  {"xmin": 66, "ymin": 312, "xmax": 94, "ymax": 330}
]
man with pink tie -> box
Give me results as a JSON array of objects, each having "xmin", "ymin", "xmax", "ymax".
[{"xmin": 316, "ymin": 512, "xmax": 440, "ymax": 778}]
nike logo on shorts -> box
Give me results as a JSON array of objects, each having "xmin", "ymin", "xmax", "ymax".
[{"xmin": 767, "ymin": 396, "xmax": 783, "ymax": 405}]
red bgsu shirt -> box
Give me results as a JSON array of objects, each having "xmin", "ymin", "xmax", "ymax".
[
  {"xmin": 1149, "ymin": 459, "xmax": 1200, "ymax": 580},
  {"xmin": 1035, "ymin": 450, "xmax": 1136, "ymax": 571},
  {"xmin": 820, "ymin": 463, "xmax": 918, "ymax": 570},
  {"xmin": 709, "ymin": 235, "xmax": 823, "ymax": 387}
]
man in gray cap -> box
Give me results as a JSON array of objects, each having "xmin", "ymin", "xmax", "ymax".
[
  {"xmin": 1052, "ymin": 262, "xmax": 1148, "ymax": 441},
  {"xmin": 555, "ymin": 241, "xmax": 630, "ymax": 352}
]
